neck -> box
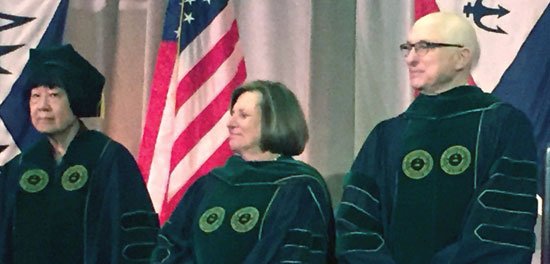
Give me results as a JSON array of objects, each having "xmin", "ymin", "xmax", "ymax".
[
  {"xmin": 47, "ymin": 119, "xmax": 81, "ymax": 162},
  {"xmin": 240, "ymin": 150, "xmax": 281, "ymax": 162},
  {"xmin": 420, "ymin": 77, "xmax": 470, "ymax": 96}
]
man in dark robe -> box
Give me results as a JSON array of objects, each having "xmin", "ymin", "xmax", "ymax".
[
  {"xmin": 0, "ymin": 44, "xmax": 158, "ymax": 263},
  {"xmin": 336, "ymin": 12, "xmax": 538, "ymax": 264}
]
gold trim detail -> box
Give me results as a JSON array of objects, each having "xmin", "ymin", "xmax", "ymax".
[
  {"xmin": 61, "ymin": 165, "xmax": 89, "ymax": 191},
  {"xmin": 199, "ymin": 207, "xmax": 225, "ymax": 233},
  {"xmin": 20, "ymin": 169, "xmax": 49, "ymax": 193},
  {"xmin": 230, "ymin": 206, "xmax": 260, "ymax": 233},
  {"xmin": 402, "ymin": 149, "xmax": 433, "ymax": 180},
  {"xmin": 440, "ymin": 145, "xmax": 471, "ymax": 175}
]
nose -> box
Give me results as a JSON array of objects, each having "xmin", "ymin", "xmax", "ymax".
[
  {"xmin": 35, "ymin": 96, "xmax": 51, "ymax": 111},
  {"xmin": 227, "ymin": 112, "xmax": 236, "ymax": 130},
  {"xmin": 404, "ymin": 49, "xmax": 418, "ymax": 66}
]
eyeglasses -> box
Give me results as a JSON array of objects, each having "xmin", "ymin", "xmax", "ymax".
[{"xmin": 399, "ymin": 41, "xmax": 464, "ymax": 57}]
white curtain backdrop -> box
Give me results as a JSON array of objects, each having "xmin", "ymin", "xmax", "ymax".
[
  {"xmin": 63, "ymin": 0, "xmax": 414, "ymax": 203},
  {"xmin": 355, "ymin": 0, "xmax": 413, "ymax": 152}
]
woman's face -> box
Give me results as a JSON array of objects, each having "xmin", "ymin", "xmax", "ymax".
[
  {"xmin": 227, "ymin": 91, "xmax": 263, "ymax": 157},
  {"xmin": 29, "ymin": 86, "xmax": 77, "ymax": 135}
]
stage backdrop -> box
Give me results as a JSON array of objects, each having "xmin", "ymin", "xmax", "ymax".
[
  {"xmin": 52, "ymin": 0, "xmax": 414, "ymax": 212},
  {"xmin": 2, "ymin": 2, "xmax": 546, "ymax": 257}
]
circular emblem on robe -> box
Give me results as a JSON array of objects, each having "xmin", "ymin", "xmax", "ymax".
[
  {"xmin": 231, "ymin": 206, "xmax": 260, "ymax": 233},
  {"xmin": 440, "ymin": 145, "xmax": 471, "ymax": 175},
  {"xmin": 61, "ymin": 165, "xmax": 89, "ymax": 191},
  {"xmin": 199, "ymin": 206, "xmax": 225, "ymax": 233},
  {"xmin": 20, "ymin": 169, "xmax": 49, "ymax": 193},
  {"xmin": 402, "ymin": 149, "xmax": 433, "ymax": 179}
]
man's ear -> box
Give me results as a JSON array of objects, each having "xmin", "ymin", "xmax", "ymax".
[{"xmin": 455, "ymin": 48, "xmax": 472, "ymax": 70}]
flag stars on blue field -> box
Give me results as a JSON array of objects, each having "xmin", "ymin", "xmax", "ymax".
[
  {"xmin": 183, "ymin": 13, "xmax": 195, "ymax": 24},
  {"xmin": 171, "ymin": 0, "xmax": 223, "ymax": 41}
]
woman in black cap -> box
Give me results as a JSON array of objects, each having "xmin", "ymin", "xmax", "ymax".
[{"xmin": 0, "ymin": 44, "xmax": 158, "ymax": 264}]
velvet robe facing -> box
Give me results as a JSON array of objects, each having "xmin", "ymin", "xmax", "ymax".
[
  {"xmin": 152, "ymin": 155, "xmax": 336, "ymax": 264},
  {"xmin": 0, "ymin": 130, "xmax": 159, "ymax": 264},
  {"xmin": 336, "ymin": 86, "xmax": 538, "ymax": 264}
]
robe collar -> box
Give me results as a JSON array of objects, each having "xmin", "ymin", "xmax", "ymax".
[
  {"xmin": 404, "ymin": 85, "xmax": 501, "ymax": 119},
  {"xmin": 211, "ymin": 155, "xmax": 321, "ymax": 185},
  {"xmin": 19, "ymin": 129, "xmax": 108, "ymax": 171}
]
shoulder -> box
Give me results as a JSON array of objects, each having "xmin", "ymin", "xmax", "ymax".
[
  {"xmin": 78, "ymin": 129, "xmax": 111, "ymax": 143},
  {"xmin": 1, "ymin": 153, "xmax": 25, "ymax": 186},
  {"xmin": 484, "ymin": 102, "xmax": 533, "ymax": 129},
  {"xmin": 488, "ymin": 102, "xmax": 528, "ymax": 117},
  {"xmin": 361, "ymin": 117, "xmax": 403, "ymax": 146},
  {"xmin": 375, "ymin": 116, "xmax": 402, "ymax": 131},
  {"xmin": 273, "ymin": 159, "xmax": 332, "ymax": 204},
  {"xmin": 84, "ymin": 130, "xmax": 134, "ymax": 158},
  {"xmin": 275, "ymin": 159, "xmax": 326, "ymax": 186},
  {"xmin": 180, "ymin": 172, "xmax": 219, "ymax": 202},
  {"xmin": 354, "ymin": 118, "xmax": 399, "ymax": 158},
  {"xmin": 3, "ymin": 152, "xmax": 23, "ymax": 169}
]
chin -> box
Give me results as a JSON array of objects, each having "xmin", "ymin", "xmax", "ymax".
[
  {"xmin": 409, "ymin": 80, "xmax": 422, "ymax": 90},
  {"xmin": 32, "ymin": 124, "xmax": 53, "ymax": 133},
  {"xmin": 36, "ymin": 128, "xmax": 57, "ymax": 134},
  {"xmin": 410, "ymin": 85, "xmax": 423, "ymax": 93},
  {"xmin": 228, "ymin": 143, "xmax": 240, "ymax": 154}
]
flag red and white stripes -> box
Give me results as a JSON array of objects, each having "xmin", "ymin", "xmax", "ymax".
[{"xmin": 138, "ymin": 0, "xmax": 246, "ymax": 223}]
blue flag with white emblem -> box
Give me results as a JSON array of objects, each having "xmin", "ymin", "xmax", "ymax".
[{"xmin": 0, "ymin": 0, "xmax": 68, "ymax": 165}]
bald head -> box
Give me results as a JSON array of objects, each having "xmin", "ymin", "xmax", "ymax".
[
  {"xmin": 404, "ymin": 12, "xmax": 481, "ymax": 95},
  {"xmin": 413, "ymin": 12, "xmax": 480, "ymax": 68}
]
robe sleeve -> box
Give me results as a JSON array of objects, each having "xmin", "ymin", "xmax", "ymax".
[
  {"xmin": 0, "ymin": 165, "xmax": 9, "ymax": 263},
  {"xmin": 150, "ymin": 178, "xmax": 203, "ymax": 264},
  {"xmin": 335, "ymin": 125, "xmax": 397, "ymax": 264},
  {"xmin": 430, "ymin": 106, "xmax": 538, "ymax": 264},
  {"xmin": 0, "ymin": 158, "xmax": 19, "ymax": 264},
  {"xmin": 91, "ymin": 141, "xmax": 160, "ymax": 264},
  {"xmin": 242, "ymin": 175, "xmax": 336, "ymax": 264}
]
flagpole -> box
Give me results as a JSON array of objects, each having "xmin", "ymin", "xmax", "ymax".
[
  {"xmin": 177, "ymin": 0, "xmax": 185, "ymax": 56},
  {"xmin": 159, "ymin": 0, "xmax": 186, "ymax": 217}
]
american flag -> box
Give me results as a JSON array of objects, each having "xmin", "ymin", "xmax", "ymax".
[{"xmin": 138, "ymin": 0, "xmax": 246, "ymax": 223}]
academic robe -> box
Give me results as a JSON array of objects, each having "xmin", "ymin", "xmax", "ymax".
[
  {"xmin": 152, "ymin": 155, "xmax": 336, "ymax": 264},
  {"xmin": 336, "ymin": 86, "xmax": 538, "ymax": 264},
  {"xmin": 0, "ymin": 129, "xmax": 159, "ymax": 264}
]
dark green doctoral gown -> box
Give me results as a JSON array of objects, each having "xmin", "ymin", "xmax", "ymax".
[
  {"xmin": 152, "ymin": 155, "xmax": 336, "ymax": 264},
  {"xmin": 0, "ymin": 130, "xmax": 159, "ymax": 263},
  {"xmin": 336, "ymin": 86, "xmax": 538, "ymax": 264}
]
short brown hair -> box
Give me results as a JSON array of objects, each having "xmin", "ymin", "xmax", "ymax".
[{"xmin": 230, "ymin": 80, "xmax": 309, "ymax": 156}]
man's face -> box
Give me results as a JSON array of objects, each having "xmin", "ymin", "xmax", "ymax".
[
  {"xmin": 404, "ymin": 23, "xmax": 459, "ymax": 95},
  {"xmin": 29, "ymin": 86, "xmax": 77, "ymax": 134}
]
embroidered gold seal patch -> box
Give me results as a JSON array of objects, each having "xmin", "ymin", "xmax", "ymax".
[
  {"xmin": 440, "ymin": 145, "xmax": 471, "ymax": 175},
  {"xmin": 61, "ymin": 165, "xmax": 88, "ymax": 191},
  {"xmin": 20, "ymin": 169, "xmax": 49, "ymax": 193},
  {"xmin": 199, "ymin": 206, "xmax": 225, "ymax": 233},
  {"xmin": 231, "ymin": 206, "xmax": 260, "ymax": 233},
  {"xmin": 402, "ymin": 149, "xmax": 433, "ymax": 180}
]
